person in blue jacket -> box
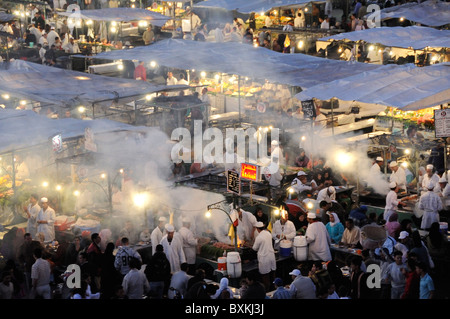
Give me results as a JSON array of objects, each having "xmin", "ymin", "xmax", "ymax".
[{"xmin": 325, "ymin": 212, "xmax": 345, "ymax": 244}]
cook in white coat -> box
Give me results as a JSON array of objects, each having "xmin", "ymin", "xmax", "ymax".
[
  {"xmin": 36, "ymin": 197, "xmax": 56, "ymax": 243},
  {"xmin": 272, "ymin": 211, "xmax": 296, "ymax": 250},
  {"xmin": 419, "ymin": 181, "xmax": 443, "ymax": 230},
  {"xmin": 421, "ymin": 164, "xmax": 441, "ymax": 195},
  {"xmin": 252, "ymin": 221, "xmax": 276, "ymax": 291},
  {"xmin": 178, "ymin": 217, "xmax": 198, "ymax": 274},
  {"xmin": 151, "ymin": 216, "xmax": 167, "ymax": 255},
  {"xmin": 160, "ymin": 224, "xmax": 186, "ymax": 274},
  {"xmin": 305, "ymin": 212, "xmax": 332, "ymax": 262},
  {"xmin": 236, "ymin": 207, "xmax": 258, "ymax": 246},
  {"xmin": 24, "ymin": 193, "xmax": 40, "ymax": 239}
]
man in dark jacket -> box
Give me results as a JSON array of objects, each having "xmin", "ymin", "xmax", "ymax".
[{"xmin": 144, "ymin": 244, "xmax": 171, "ymax": 299}]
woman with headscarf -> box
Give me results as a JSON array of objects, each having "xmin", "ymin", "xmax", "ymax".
[
  {"xmin": 211, "ymin": 277, "xmax": 234, "ymax": 299},
  {"xmin": 325, "ymin": 212, "xmax": 344, "ymax": 244}
]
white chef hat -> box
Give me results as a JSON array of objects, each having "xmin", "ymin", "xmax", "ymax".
[
  {"xmin": 158, "ymin": 216, "xmax": 167, "ymax": 222},
  {"xmin": 40, "ymin": 197, "xmax": 48, "ymax": 203},
  {"xmin": 165, "ymin": 224, "xmax": 174, "ymax": 232},
  {"xmin": 427, "ymin": 181, "xmax": 435, "ymax": 190},
  {"xmin": 297, "ymin": 171, "xmax": 307, "ymax": 176},
  {"xmin": 389, "ymin": 161, "xmax": 398, "ymax": 168},
  {"xmin": 182, "ymin": 217, "xmax": 191, "ymax": 223},
  {"xmin": 389, "ymin": 181, "xmax": 397, "ymax": 189},
  {"xmin": 328, "ymin": 186, "xmax": 336, "ymax": 193},
  {"xmin": 255, "ymin": 221, "xmax": 265, "ymax": 228},
  {"xmin": 426, "ymin": 164, "xmax": 433, "ymax": 170},
  {"xmin": 439, "ymin": 176, "xmax": 447, "ymax": 183},
  {"xmin": 307, "ymin": 212, "xmax": 317, "ymax": 219},
  {"xmin": 271, "ymin": 140, "xmax": 279, "ymax": 146},
  {"xmin": 376, "ymin": 157, "xmax": 383, "ymax": 162}
]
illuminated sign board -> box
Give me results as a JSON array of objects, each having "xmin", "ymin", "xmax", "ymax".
[{"xmin": 240, "ymin": 163, "xmax": 259, "ymax": 182}]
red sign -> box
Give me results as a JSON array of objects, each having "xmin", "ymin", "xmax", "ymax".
[{"xmin": 241, "ymin": 163, "xmax": 259, "ymax": 181}]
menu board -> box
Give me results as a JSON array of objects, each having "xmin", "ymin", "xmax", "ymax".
[
  {"xmin": 301, "ymin": 100, "xmax": 316, "ymax": 119},
  {"xmin": 434, "ymin": 109, "xmax": 450, "ymax": 138},
  {"xmin": 227, "ymin": 170, "xmax": 240, "ymax": 195}
]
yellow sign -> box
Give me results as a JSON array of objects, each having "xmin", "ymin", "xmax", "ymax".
[{"xmin": 241, "ymin": 163, "xmax": 258, "ymax": 181}]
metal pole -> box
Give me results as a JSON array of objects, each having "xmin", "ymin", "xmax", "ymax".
[{"xmin": 238, "ymin": 75, "xmax": 241, "ymax": 125}]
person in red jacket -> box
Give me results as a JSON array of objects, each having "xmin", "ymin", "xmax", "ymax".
[{"xmin": 134, "ymin": 61, "xmax": 147, "ymax": 81}]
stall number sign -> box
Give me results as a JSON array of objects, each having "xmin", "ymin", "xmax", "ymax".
[
  {"xmin": 301, "ymin": 100, "xmax": 316, "ymax": 119},
  {"xmin": 241, "ymin": 163, "xmax": 259, "ymax": 181},
  {"xmin": 227, "ymin": 170, "xmax": 241, "ymax": 195},
  {"xmin": 434, "ymin": 110, "xmax": 450, "ymax": 138},
  {"xmin": 52, "ymin": 134, "xmax": 63, "ymax": 153}
]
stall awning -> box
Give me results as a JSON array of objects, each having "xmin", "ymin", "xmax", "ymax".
[
  {"xmin": 0, "ymin": 60, "xmax": 188, "ymax": 107},
  {"xmin": 367, "ymin": 0, "xmax": 450, "ymax": 27},
  {"xmin": 319, "ymin": 26, "xmax": 450, "ymax": 50},
  {"xmin": 0, "ymin": 109, "xmax": 150, "ymax": 154},
  {"xmin": 295, "ymin": 62, "xmax": 450, "ymax": 111},
  {"xmin": 0, "ymin": 11, "xmax": 15, "ymax": 22},
  {"xmin": 56, "ymin": 7, "xmax": 170, "ymax": 27},
  {"xmin": 194, "ymin": 0, "xmax": 326, "ymax": 13},
  {"xmin": 93, "ymin": 38, "xmax": 382, "ymax": 88}
]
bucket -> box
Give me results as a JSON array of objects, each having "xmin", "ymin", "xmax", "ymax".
[
  {"xmin": 279, "ymin": 240, "xmax": 292, "ymax": 257},
  {"xmin": 439, "ymin": 222, "xmax": 448, "ymax": 235},
  {"xmin": 226, "ymin": 252, "xmax": 242, "ymax": 278},
  {"xmin": 217, "ymin": 257, "xmax": 227, "ymax": 270},
  {"xmin": 293, "ymin": 236, "xmax": 308, "ymax": 261}
]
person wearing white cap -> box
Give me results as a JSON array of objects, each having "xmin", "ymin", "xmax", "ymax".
[
  {"xmin": 394, "ymin": 231, "xmax": 411, "ymax": 263},
  {"xmin": 288, "ymin": 268, "xmax": 317, "ymax": 299},
  {"xmin": 384, "ymin": 181, "xmax": 407, "ymax": 221},
  {"xmin": 178, "ymin": 217, "xmax": 198, "ymax": 275},
  {"xmin": 316, "ymin": 185, "xmax": 336, "ymax": 204},
  {"xmin": 389, "ymin": 161, "xmax": 407, "ymax": 193},
  {"xmin": 290, "ymin": 170, "xmax": 314, "ymax": 197},
  {"xmin": 160, "ymin": 223, "xmax": 186, "ymax": 274},
  {"xmin": 236, "ymin": 207, "xmax": 258, "ymax": 246},
  {"xmin": 419, "ymin": 180, "xmax": 443, "ymax": 230},
  {"xmin": 305, "ymin": 212, "xmax": 332, "ymax": 262},
  {"xmin": 367, "ymin": 156, "xmax": 384, "ymax": 189},
  {"xmin": 36, "ymin": 197, "xmax": 56, "ymax": 243},
  {"xmin": 438, "ymin": 174, "xmax": 450, "ymax": 210},
  {"xmin": 62, "ymin": 35, "xmax": 80, "ymax": 53},
  {"xmin": 252, "ymin": 221, "xmax": 276, "ymax": 291},
  {"xmin": 272, "ymin": 210, "xmax": 296, "ymax": 250},
  {"xmin": 46, "ymin": 26, "xmax": 60, "ymax": 48},
  {"xmin": 421, "ymin": 164, "xmax": 440, "ymax": 195},
  {"xmin": 151, "ymin": 216, "xmax": 167, "ymax": 255}
]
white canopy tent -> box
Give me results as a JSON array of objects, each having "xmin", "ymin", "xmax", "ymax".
[
  {"xmin": 295, "ymin": 62, "xmax": 450, "ymax": 111},
  {"xmin": 0, "ymin": 60, "xmax": 188, "ymax": 109},
  {"xmin": 0, "ymin": 109, "xmax": 151, "ymax": 155},
  {"xmin": 93, "ymin": 38, "xmax": 382, "ymax": 88},
  {"xmin": 56, "ymin": 7, "xmax": 171, "ymax": 27},
  {"xmin": 369, "ymin": 0, "xmax": 450, "ymax": 27},
  {"xmin": 194, "ymin": 0, "xmax": 325, "ymax": 13},
  {"xmin": 318, "ymin": 26, "xmax": 450, "ymax": 50}
]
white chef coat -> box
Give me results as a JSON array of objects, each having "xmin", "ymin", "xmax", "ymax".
[
  {"xmin": 236, "ymin": 209, "xmax": 258, "ymax": 243},
  {"xmin": 26, "ymin": 203, "xmax": 41, "ymax": 238},
  {"xmin": 272, "ymin": 220, "xmax": 296, "ymax": 242},
  {"xmin": 160, "ymin": 233, "xmax": 186, "ymax": 274},
  {"xmin": 390, "ymin": 167, "xmax": 407, "ymax": 191},
  {"xmin": 419, "ymin": 190, "xmax": 443, "ymax": 229},
  {"xmin": 305, "ymin": 221, "xmax": 332, "ymax": 262},
  {"xmin": 178, "ymin": 226, "xmax": 198, "ymax": 264},
  {"xmin": 36, "ymin": 206, "xmax": 56, "ymax": 242},
  {"xmin": 252, "ymin": 229, "xmax": 276, "ymax": 275},
  {"xmin": 290, "ymin": 177, "xmax": 312, "ymax": 195},
  {"xmin": 384, "ymin": 190, "xmax": 400, "ymax": 221},
  {"xmin": 151, "ymin": 226, "xmax": 165, "ymax": 255},
  {"xmin": 421, "ymin": 173, "xmax": 440, "ymax": 194}
]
